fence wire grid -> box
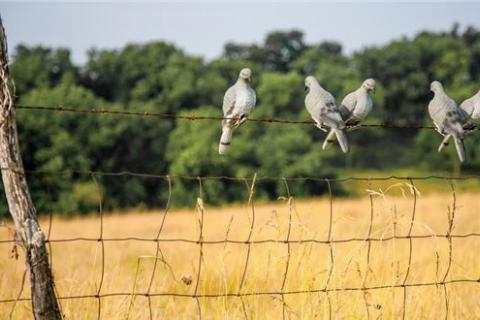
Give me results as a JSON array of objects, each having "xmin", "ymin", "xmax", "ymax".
[{"xmin": 0, "ymin": 170, "xmax": 479, "ymax": 320}]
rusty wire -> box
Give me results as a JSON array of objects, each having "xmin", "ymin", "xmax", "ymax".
[
  {"xmin": 2, "ymin": 166, "xmax": 480, "ymax": 182},
  {"xmin": 14, "ymin": 104, "xmax": 442, "ymax": 130}
]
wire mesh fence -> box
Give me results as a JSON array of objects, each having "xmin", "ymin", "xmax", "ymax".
[{"xmin": 1, "ymin": 171, "xmax": 479, "ymax": 319}]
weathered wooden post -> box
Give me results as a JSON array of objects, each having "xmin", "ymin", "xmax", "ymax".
[{"xmin": 0, "ymin": 15, "xmax": 62, "ymax": 319}]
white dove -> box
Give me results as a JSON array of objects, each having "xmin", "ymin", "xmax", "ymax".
[
  {"xmin": 428, "ymin": 81, "xmax": 466, "ymax": 162},
  {"xmin": 322, "ymin": 79, "xmax": 376, "ymax": 150},
  {"xmin": 438, "ymin": 89, "xmax": 479, "ymax": 152},
  {"xmin": 304, "ymin": 76, "xmax": 349, "ymax": 153},
  {"xmin": 218, "ymin": 68, "xmax": 256, "ymax": 155}
]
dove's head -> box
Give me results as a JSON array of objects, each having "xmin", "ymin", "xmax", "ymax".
[
  {"xmin": 430, "ymin": 81, "xmax": 444, "ymax": 93},
  {"xmin": 239, "ymin": 68, "xmax": 252, "ymax": 82},
  {"xmin": 362, "ymin": 78, "xmax": 376, "ymax": 93},
  {"xmin": 304, "ymin": 76, "xmax": 318, "ymax": 92}
]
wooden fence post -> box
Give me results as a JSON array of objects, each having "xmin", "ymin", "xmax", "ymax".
[{"xmin": 0, "ymin": 15, "xmax": 62, "ymax": 319}]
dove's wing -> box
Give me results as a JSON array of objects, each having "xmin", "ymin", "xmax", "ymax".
[
  {"xmin": 428, "ymin": 96, "xmax": 449, "ymax": 130},
  {"xmin": 442, "ymin": 97, "xmax": 464, "ymax": 137},
  {"xmin": 305, "ymin": 91, "xmax": 321, "ymax": 123},
  {"xmin": 319, "ymin": 101, "xmax": 345, "ymax": 129},
  {"xmin": 461, "ymin": 94, "xmax": 480, "ymax": 130},
  {"xmin": 247, "ymin": 87, "xmax": 256, "ymax": 113},
  {"xmin": 460, "ymin": 96, "xmax": 475, "ymax": 118},
  {"xmin": 474, "ymin": 95, "xmax": 480, "ymax": 120},
  {"xmin": 309, "ymin": 86, "xmax": 345, "ymax": 129},
  {"xmin": 460, "ymin": 95, "xmax": 480, "ymax": 123},
  {"xmin": 339, "ymin": 91, "xmax": 357, "ymax": 124},
  {"xmin": 320, "ymin": 88, "xmax": 336, "ymax": 107},
  {"xmin": 340, "ymin": 92, "xmax": 357, "ymax": 115},
  {"xmin": 222, "ymin": 86, "xmax": 237, "ymax": 116}
]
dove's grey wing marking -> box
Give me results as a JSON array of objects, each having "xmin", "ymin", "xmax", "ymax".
[
  {"xmin": 320, "ymin": 104, "xmax": 345, "ymax": 129},
  {"xmin": 222, "ymin": 86, "xmax": 237, "ymax": 116},
  {"xmin": 315, "ymin": 86, "xmax": 346, "ymax": 129},
  {"xmin": 341, "ymin": 92, "xmax": 357, "ymax": 115},
  {"xmin": 442, "ymin": 98, "xmax": 464, "ymax": 137},
  {"xmin": 322, "ymin": 90, "xmax": 336, "ymax": 107},
  {"xmin": 338, "ymin": 104, "xmax": 351, "ymax": 121},
  {"xmin": 443, "ymin": 110, "xmax": 464, "ymax": 137}
]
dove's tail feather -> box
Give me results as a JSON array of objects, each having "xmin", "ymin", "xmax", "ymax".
[
  {"xmin": 438, "ymin": 135, "xmax": 451, "ymax": 153},
  {"xmin": 322, "ymin": 130, "xmax": 336, "ymax": 150},
  {"xmin": 454, "ymin": 136, "xmax": 466, "ymax": 162},
  {"xmin": 219, "ymin": 127, "xmax": 232, "ymax": 155},
  {"xmin": 333, "ymin": 128, "xmax": 349, "ymax": 153}
]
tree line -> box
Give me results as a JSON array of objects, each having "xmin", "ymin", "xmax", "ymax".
[{"xmin": 2, "ymin": 25, "xmax": 480, "ymax": 216}]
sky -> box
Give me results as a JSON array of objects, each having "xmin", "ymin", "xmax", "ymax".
[{"xmin": 2, "ymin": 2, "xmax": 480, "ymax": 65}]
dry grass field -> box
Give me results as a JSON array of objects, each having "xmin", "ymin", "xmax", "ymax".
[{"xmin": 1, "ymin": 181, "xmax": 479, "ymax": 319}]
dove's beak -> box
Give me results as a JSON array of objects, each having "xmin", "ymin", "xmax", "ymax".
[{"xmin": 305, "ymin": 86, "xmax": 308, "ymax": 92}]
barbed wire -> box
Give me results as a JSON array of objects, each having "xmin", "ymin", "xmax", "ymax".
[
  {"xmin": 1, "ymin": 172, "xmax": 479, "ymax": 319},
  {"xmin": 15, "ymin": 104, "xmax": 440, "ymax": 129}
]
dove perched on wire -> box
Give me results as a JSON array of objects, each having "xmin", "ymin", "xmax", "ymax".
[
  {"xmin": 428, "ymin": 81, "xmax": 466, "ymax": 162},
  {"xmin": 322, "ymin": 79, "xmax": 376, "ymax": 150},
  {"xmin": 218, "ymin": 68, "xmax": 256, "ymax": 155},
  {"xmin": 438, "ymin": 89, "xmax": 479, "ymax": 152},
  {"xmin": 304, "ymin": 76, "xmax": 349, "ymax": 153}
]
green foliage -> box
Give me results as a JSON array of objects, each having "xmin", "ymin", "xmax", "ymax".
[{"xmin": 2, "ymin": 26, "xmax": 480, "ymax": 217}]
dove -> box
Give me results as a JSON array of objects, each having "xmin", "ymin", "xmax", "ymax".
[
  {"xmin": 218, "ymin": 68, "xmax": 256, "ymax": 155},
  {"xmin": 322, "ymin": 79, "xmax": 376, "ymax": 150},
  {"xmin": 304, "ymin": 76, "xmax": 349, "ymax": 153},
  {"xmin": 428, "ymin": 81, "xmax": 466, "ymax": 162},
  {"xmin": 438, "ymin": 89, "xmax": 479, "ymax": 152}
]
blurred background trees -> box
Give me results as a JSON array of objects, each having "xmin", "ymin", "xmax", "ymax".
[{"xmin": 3, "ymin": 25, "xmax": 480, "ymax": 215}]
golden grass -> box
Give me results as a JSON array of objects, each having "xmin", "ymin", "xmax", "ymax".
[{"xmin": 1, "ymin": 181, "xmax": 479, "ymax": 319}]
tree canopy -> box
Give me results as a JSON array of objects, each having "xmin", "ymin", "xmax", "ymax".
[{"xmin": 2, "ymin": 26, "xmax": 480, "ymax": 216}]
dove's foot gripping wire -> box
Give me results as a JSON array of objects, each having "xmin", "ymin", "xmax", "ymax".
[
  {"xmin": 463, "ymin": 123, "xmax": 478, "ymax": 135},
  {"xmin": 234, "ymin": 114, "xmax": 247, "ymax": 128},
  {"xmin": 433, "ymin": 123, "xmax": 446, "ymax": 135},
  {"xmin": 346, "ymin": 124, "xmax": 361, "ymax": 131},
  {"xmin": 314, "ymin": 121, "xmax": 328, "ymax": 132}
]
